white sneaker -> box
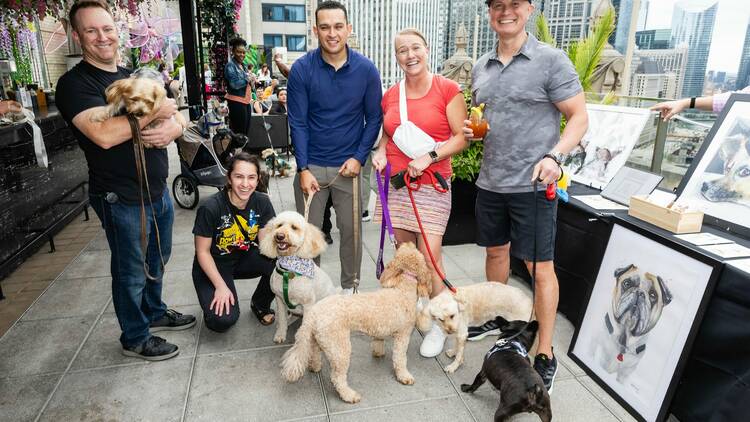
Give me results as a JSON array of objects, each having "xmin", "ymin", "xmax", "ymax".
[
  {"xmin": 361, "ymin": 211, "xmax": 371, "ymax": 222},
  {"xmin": 420, "ymin": 324, "xmax": 446, "ymax": 358},
  {"xmin": 341, "ymin": 287, "xmax": 354, "ymax": 295}
]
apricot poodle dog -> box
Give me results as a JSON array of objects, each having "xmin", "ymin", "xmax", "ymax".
[
  {"xmin": 417, "ymin": 282, "xmax": 533, "ymax": 373},
  {"xmin": 259, "ymin": 211, "xmax": 339, "ymax": 344},
  {"xmin": 280, "ymin": 242, "xmax": 432, "ymax": 403}
]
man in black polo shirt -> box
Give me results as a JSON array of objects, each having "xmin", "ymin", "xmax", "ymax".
[{"xmin": 56, "ymin": 1, "xmax": 195, "ymax": 361}]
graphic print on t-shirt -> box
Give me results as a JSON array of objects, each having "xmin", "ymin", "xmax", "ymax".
[{"xmin": 215, "ymin": 210, "xmax": 259, "ymax": 254}]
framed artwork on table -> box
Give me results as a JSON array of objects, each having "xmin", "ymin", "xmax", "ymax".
[
  {"xmin": 676, "ymin": 93, "xmax": 750, "ymax": 237},
  {"xmin": 568, "ymin": 218, "xmax": 720, "ymax": 422},
  {"xmin": 563, "ymin": 104, "xmax": 652, "ymax": 190}
]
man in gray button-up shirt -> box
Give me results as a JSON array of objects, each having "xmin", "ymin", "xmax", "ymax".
[{"xmin": 467, "ymin": 0, "xmax": 589, "ymax": 393}]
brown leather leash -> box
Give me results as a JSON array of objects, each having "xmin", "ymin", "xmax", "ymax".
[
  {"xmin": 301, "ymin": 172, "xmax": 361, "ymax": 293},
  {"xmin": 127, "ymin": 115, "xmax": 167, "ymax": 281}
]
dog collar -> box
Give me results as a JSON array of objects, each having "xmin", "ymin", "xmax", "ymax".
[
  {"xmin": 485, "ymin": 338, "xmax": 529, "ymax": 361},
  {"xmin": 277, "ymin": 256, "xmax": 315, "ymax": 279}
]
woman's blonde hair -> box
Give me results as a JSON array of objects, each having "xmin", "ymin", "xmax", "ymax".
[{"xmin": 394, "ymin": 28, "xmax": 428, "ymax": 50}]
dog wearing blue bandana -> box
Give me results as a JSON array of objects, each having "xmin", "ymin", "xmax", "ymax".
[{"xmin": 258, "ymin": 211, "xmax": 339, "ymax": 344}]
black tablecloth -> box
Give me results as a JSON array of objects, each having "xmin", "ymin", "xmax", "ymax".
[{"xmin": 558, "ymin": 184, "xmax": 750, "ymax": 421}]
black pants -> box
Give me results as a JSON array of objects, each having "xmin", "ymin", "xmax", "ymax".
[
  {"xmin": 227, "ymin": 100, "xmax": 251, "ymax": 135},
  {"xmin": 192, "ymin": 248, "xmax": 275, "ymax": 332},
  {"xmin": 322, "ymin": 196, "xmax": 334, "ymax": 235}
]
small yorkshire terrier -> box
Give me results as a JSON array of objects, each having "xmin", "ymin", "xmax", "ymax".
[
  {"xmin": 261, "ymin": 147, "xmax": 292, "ymax": 178},
  {"xmin": 92, "ymin": 68, "xmax": 186, "ymax": 138}
]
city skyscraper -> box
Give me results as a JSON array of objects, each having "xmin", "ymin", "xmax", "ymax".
[
  {"xmin": 736, "ymin": 21, "xmax": 750, "ymax": 90},
  {"xmin": 670, "ymin": 0, "xmax": 718, "ymax": 97},
  {"xmin": 610, "ymin": 0, "xmax": 634, "ymax": 54},
  {"xmin": 305, "ymin": 0, "xmax": 443, "ymax": 88},
  {"xmin": 631, "ymin": 45, "xmax": 688, "ymax": 98},
  {"xmin": 543, "ymin": 0, "xmax": 592, "ymax": 48},
  {"xmin": 635, "ymin": 29, "xmax": 671, "ymax": 50}
]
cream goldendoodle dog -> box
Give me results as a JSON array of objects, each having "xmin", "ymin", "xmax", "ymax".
[
  {"xmin": 280, "ymin": 243, "xmax": 432, "ymax": 404},
  {"xmin": 417, "ymin": 282, "xmax": 533, "ymax": 373},
  {"xmin": 259, "ymin": 210, "xmax": 339, "ymax": 344}
]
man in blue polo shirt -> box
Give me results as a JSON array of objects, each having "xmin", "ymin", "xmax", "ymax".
[{"xmin": 287, "ymin": 0, "xmax": 383, "ymax": 293}]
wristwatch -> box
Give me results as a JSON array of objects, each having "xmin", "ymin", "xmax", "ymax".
[
  {"xmin": 297, "ymin": 166, "xmax": 309, "ymax": 173},
  {"xmin": 428, "ymin": 150, "xmax": 439, "ymax": 163}
]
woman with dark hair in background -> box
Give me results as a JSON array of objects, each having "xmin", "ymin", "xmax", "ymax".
[
  {"xmin": 224, "ymin": 38, "xmax": 255, "ymax": 134},
  {"xmin": 192, "ymin": 152, "xmax": 276, "ymax": 332}
]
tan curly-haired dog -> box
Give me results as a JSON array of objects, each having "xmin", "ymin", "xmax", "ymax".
[
  {"xmin": 259, "ymin": 211, "xmax": 340, "ymax": 344},
  {"xmin": 280, "ymin": 242, "xmax": 432, "ymax": 404},
  {"xmin": 417, "ymin": 282, "xmax": 533, "ymax": 373}
]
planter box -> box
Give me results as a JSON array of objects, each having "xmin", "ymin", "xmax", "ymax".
[{"xmin": 443, "ymin": 178, "xmax": 478, "ymax": 246}]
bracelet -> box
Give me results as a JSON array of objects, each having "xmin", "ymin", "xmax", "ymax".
[
  {"xmin": 542, "ymin": 154, "xmax": 564, "ymax": 181},
  {"xmin": 689, "ymin": 97, "xmax": 696, "ymax": 109}
]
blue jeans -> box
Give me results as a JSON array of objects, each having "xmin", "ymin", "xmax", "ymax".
[{"xmin": 89, "ymin": 189, "xmax": 172, "ymax": 348}]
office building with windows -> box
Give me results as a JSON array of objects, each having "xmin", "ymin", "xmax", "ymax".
[
  {"xmin": 543, "ymin": 0, "xmax": 591, "ymax": 48},
  {"xmin": 631, "ymin": 45, "xmax": 688, "ymax": 99},
  {"xmin": 635, "ymin": 29, "xmax": 671, "ymax": 50},
  {"xmin": 305, "ymin": 0, "xmax": 443, "ymax": 88},
  {"xmin": 670, "ymin": 0, "xmax": 718, "ymax": 97},
  {"xmin": 260, "ymin": 1, "xmax": 308, "ymax": 67},
  {"xmin": 736, "ymin": 22, "xmax": 750, "ymax": 90}
]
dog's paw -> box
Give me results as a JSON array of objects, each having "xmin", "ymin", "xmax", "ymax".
[
  {"xmin": 273, "ymin": 335, "xmax": 287, "ymax": 344},
  {"xmin": 445, "ymin": 348, "xmax": 456, "ymax": 358},
  {"xmin": 444, "ymin": 361, "xmax": 461, "ymax": 373},
  {"xmin": 397, "ymin": 372, "xmax": 415, "ymax": 385},
  {"xmin": 339, "ymin": 388, "xmax": 362, "ymax": 404},
  {"xmin": 460, "ymin": 383, "xmax": 473, "ymax": 393}
]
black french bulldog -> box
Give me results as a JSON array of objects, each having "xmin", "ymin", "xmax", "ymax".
[{"xmin": 460, "ymin": 316, "xmax": 551, "ymax": 422}]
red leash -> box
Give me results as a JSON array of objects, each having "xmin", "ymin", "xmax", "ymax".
[{"xmin": 403, "ymin": 170, "xmax": 457, "ymax": 294}]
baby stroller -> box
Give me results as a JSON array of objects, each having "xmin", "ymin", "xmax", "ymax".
[{"xmin": 172, "ymin": 122, "xmax": 247, "ymax": 209}]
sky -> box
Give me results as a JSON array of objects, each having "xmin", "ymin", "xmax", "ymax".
[{"xmin": 644, "ymin": 0, "xmax": 750, "ymax": 74}]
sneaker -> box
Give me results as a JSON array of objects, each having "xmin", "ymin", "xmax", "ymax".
[
  {"xmin": 122, "ymin": 336, "xmax": 179, "ymax": 361},
  {"xmin": 324, "ymin": 232, "xmax": 333, "ymax": 244},
  {"xmin": 361, "ymin": 211, "xmax": 371, "ymax": 222},
  {"xmin": 420, "ymin": 324, "xmax": 446, "ymax": 357},
  {"xmin": 533, "ymin": 350, "xmax": 558, "ymax": 393},
  {"xmin": 341, "ymin": 287, "xmax": 354, "ymax": 295},
  {"xmin": 467, "ymin": 319, "xmax": 501, "ymax": 341},
  {"xmin": 150, "ymin": 309, "xmax": 197, "ymax": 332}
]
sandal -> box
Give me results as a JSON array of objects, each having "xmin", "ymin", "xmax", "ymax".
[{"xmin": 250, "ymin": 303, "xmax": 275, "ymax": 326}]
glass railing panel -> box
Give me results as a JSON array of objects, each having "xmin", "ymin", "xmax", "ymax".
[{"xmin": 656, "ymin": 112, "xmax": 714, "ymax": 191}]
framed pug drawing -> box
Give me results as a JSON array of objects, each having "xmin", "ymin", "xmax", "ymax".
[
  {"xmin": 676, "ymin": 94, "xmax": 750, "ymax": 236},
  {"xmin": 563, "ymin": 104, "xmax": 652, "ymax": 190},
  {"xmin": 569, "ymin": 219, "xmax": 720, "ymax": 422}
]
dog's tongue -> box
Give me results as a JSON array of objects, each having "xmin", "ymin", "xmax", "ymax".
[{"xmin": 617, "ymin": 353, "xmax": 624, "ymax": 362}]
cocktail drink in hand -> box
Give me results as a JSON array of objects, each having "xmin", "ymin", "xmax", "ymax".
[{"xmin": 469, "ymin": 103, "xmax": 488, "ymax": 139}]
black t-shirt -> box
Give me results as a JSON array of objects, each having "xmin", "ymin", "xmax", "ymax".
[
  {"xmin": 192, "ymin": 190, "xmax": 276, "ymax": 264},
  {"xmin": 55, "ymin": 61, "xmax": 168, "ymax": 204}
]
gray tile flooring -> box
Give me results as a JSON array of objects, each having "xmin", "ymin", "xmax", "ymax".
[{"xmin": 0, "ymin": 146, "xmax": 637, "ymax": 421}]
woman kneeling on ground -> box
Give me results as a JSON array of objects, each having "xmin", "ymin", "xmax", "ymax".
[{"xmin": 192, "ymin": 152, "xmax": 276, "ymax": 332}]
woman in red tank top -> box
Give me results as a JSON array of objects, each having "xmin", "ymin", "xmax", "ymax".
[{"xmin": 372, "ymin": 28, "xmax": 469, "ymax": 358}]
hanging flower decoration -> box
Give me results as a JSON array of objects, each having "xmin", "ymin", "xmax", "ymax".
[
  {"xmin": 0, "ymin": 1, "xmax": 66, "ymax": 26},
  {"xmin": 197, "ymin": 0, "xmax": 243, "ymax": 94},
  {"xmin": 125, "ymin": 11, "xmax": 181, "ymax": 65}
]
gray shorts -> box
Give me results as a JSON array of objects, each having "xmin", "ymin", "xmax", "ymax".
[{"xmin": 475, "ymin": 188, "xmax": 557, "ymax": 262}]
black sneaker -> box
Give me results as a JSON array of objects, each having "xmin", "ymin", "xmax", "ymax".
[
  {"xmin": 467, "ymin": 319, "xmax": 501, "ymax": 341},
  {"xmin": 150, "ymin": 309, "xmax": 196, "ymax": 332},
  {"xmin": 533, "ymin": 350, "xmax": 558, "ymax": 393},
  {"xmin": 361, "ymin": 211, "xmax": 371, "ymax": 222},
  {"xmin": 122, "ymin": 336, "xmax": 179, "ymax": 361},
  {"xmin": 324, "ymin": 232, "xmax": 333, "ymax": 244}
]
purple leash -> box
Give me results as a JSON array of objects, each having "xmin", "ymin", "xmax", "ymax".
[{"xmin": 376, "ymin": 163, "xmax": 396, "ymax": 278}]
